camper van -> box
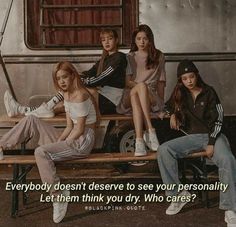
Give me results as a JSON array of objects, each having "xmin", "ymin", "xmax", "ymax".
[
  {"xmin": 1, "ymin": 1, "xmax": 236, "ymax": 226},
  {"xmin": 0, "ymin": 0, "xmax": 236, "ymax": 153}
]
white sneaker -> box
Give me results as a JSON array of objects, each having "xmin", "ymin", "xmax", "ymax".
[
  {"xmin": 25, "ymin": 103, "xmax": 55, "ymax": 118},
  {"xmin": 166, "ymin": 190, "xmax": 191, "ymax": 215},
  {"xmin": 225, "ymin": 210, "xmax": 236, "ymax": 226},
  {"xmin": 134, "ymin": 140, "xmax": 147, "ymax": 157},
  {"xmin": 4, "ymin": 90, "xmax": 21, "ymax": 117},
  {"xmin": 53, "ymin": 190, "xmax": 70, "ymax": 223},
  {"xmin": 143, "ymin": 130, "xmax": 159, "ymax": 151},
  {"xmin": 0, "ymin": 150, "xmax": 4, "ymax": 160}
]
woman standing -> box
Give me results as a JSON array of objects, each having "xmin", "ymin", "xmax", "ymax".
[
  {"xmin": 158, "ymin": 59, "xmax": 236, "ymax": 226},
  {"xmin": 0, "ymin": 61, "xmax": 97, "ymax": 223}
]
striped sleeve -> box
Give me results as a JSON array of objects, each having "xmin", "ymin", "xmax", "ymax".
[
  {"xmin": 82, "ymin": 61, "xmax": 99, "ymax": 78},
  {"xmin": 83, "ymin": 53, "xmax": 126, "ymax": 87},
  {"xmin": 208, "ymin": 88, "xmax": 224, "ymax": 145},
  {"xmin": 84, "ymin": 66, "xmax": 114, "ymax": 86}
]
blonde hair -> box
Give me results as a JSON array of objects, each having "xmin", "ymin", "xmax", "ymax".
[
  {"xmin": 96, "ymin": 29, "xmax": 119, "ymax": 76},
  {"xmin": 52, "ymin": 61, "xmax": 83, "ymax": 91},
  {"xmin": 52, "ymin": 61, "xmax": 100, "ymax": 124}
]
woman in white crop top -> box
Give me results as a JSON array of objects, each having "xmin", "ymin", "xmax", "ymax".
[{"xmin": 0, "ymin": 61, "xmax": 97, "ymax": 223}]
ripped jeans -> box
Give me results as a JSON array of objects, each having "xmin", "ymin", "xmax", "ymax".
[{"xmin": 158, "ymin": 133, "xmax": 236, "ymax": 211}]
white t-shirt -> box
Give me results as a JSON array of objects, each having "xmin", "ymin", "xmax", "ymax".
[{"xmin": 64, "ymin": 98, "xmax": 96, "ymax": 124}]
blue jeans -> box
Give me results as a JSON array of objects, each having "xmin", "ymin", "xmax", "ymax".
[{"xmin": 158, "ymin": 133, "xmax": 236, "ymax": 211}]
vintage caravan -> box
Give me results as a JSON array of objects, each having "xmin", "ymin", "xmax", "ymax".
[{"xmin": 0, "ymin": 0, "xmax": 236, "ymax": 153}]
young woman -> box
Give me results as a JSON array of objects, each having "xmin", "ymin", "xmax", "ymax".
[
  {"xmin": 118, "ymin": 24, "xmax": 166, "ymax": 156},
  {"xmin": 158, "ymin": 59, "xmax": 236, "ymax": 226},
  {"xmin": 0, "ymin": 61, "xmax": 97, "ymax": 223},
  {"xmin": 4, "ymin": 29, "xmax": 127, "ymax": 117}
]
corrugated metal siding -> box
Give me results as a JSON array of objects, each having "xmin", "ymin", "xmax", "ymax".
[{"xmin": 139, "ymin": 0, "xmax": 236, "ymax": 52}]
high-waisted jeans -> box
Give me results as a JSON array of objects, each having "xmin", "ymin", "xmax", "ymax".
[{"xmin": 158, "ymin": 134, "xmax": 236, "ymax": 211}]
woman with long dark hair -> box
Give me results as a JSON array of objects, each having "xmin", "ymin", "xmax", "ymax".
[
  {"xmin": 158, "ymin": 59, "xmax": 236, "ymax": 226},
  {"xmin": 118, "ymin": 24, "xmax": 166, "ymax": 156}
]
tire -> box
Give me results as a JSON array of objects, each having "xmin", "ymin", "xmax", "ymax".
[
  {"xmin": 119, "ymin": 129, "xmax": 135, "ymax": 153},
  {"xmin": 119, "ymin": 129, "xmax": 148, "ymax": 166}
]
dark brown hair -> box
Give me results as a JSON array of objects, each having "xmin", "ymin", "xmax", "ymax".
[
  {"xmin": 130, "ymin": 24, "xmax": 161, "ymax": 69},
  {"xmin": 169, "ymin": 73, "xmax": 206, "ymax": 124}
]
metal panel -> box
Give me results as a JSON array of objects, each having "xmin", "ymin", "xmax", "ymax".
[
  {"xmin": 139, "ymin": 0, "xmax": 236, "ymax": 52},
  {"xmin": 0, "ymin": 0, "xmax": 236, "ymax": 116},
  {"xmin": 0, "ymin": 0, "xmax": 10, "ymax": 30}
]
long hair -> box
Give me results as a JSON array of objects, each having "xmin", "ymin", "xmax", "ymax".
[
  {"xmin": 169, "ymin": 73, "xmax": 207, "ymax": 124},
  {"xmin": 130, "ymin": 24, "xmax": 161, "ymax": 69},
  {"xmin": 96, "ymin": 29, "xmax": 119, "ymax": 76},
  {"xmin": 52, "ymin": 61, "xmax": 100, "ymax": 123},
  {"xmin": 52, "ymin": 61, "xmax": 83, "ymax": 91}
]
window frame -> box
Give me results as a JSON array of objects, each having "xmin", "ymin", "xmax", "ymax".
[{"xmin": 24, "ymin": 0, "xmax": 139, "ymax": 50}]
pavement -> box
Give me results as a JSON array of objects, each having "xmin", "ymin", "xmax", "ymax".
[{"xmin": 0, "ymin": 171, "xmax": 227, "ymax": 227}]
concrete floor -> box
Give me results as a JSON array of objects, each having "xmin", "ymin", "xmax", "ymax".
[{"xmin": 0, "ymin": 174, "xmax": 226, "ymax": 227}]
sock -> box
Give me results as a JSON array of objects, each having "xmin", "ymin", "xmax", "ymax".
[
  {"xmin": 23, "ymin": 106, "xmax": 37, "ymax": 113},
  {"xmin": 16, "ymin": 105, "xmax": 35, "ymax": 114},
  {"xmin": 22, "ymin": 92, "xmax": 64, "ymax": 114},
  {"xmin": 46, "ymin": 91, "xmax": 64, "ymax": 109}
]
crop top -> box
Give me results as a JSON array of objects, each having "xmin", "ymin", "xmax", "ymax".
[{"xmin": 64, "ymin": 98, "xmax": 96, "ymax": 124}]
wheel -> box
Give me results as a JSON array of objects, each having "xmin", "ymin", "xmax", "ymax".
[
  {"xmin": 119, "ymin": 129, "xmax": 135, "ymax": 153},
  {"xmin": 119, "ymin": 129, "xmax": 148, "ymax": 166},
  {"xmin": 103, "ymin": 122, "xmax": 149, "ymax": 166}
]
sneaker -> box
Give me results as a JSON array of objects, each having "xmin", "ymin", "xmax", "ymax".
[
  {"xmin": 53, "ymin": 190, "xmax": 70, "ymax": 223},
  {"xmin": 0, "ymin": 150, "xmax": 4, "ymax": 160},
  {"xmin": 25, "ymin": 103, "xmax": 55, "ymax": 118},
  {"xmin": 225, "ymin": 210, "xmax": 236, "ymax": 226},
  {"xmin": 166, "ymin": 190, "xmax": 191, "ymax": 215},
  {"xmin": 4, "ymin": 90, "xmax": 21, "ymax": 117},
  {"xmin": 143, "ymin": 130, "xmax": 159, "ymax": 151},
  {"xmin": 134, "ymin": 140, "xmax": 147, "ymax": 157}
]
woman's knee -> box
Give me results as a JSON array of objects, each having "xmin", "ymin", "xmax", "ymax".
[
  {"xmin": 34, "ymin": 146, "xmax": 46, "ymax": 160},
  {"xmin": 136, "ymin": 82, "xmax": 148, "ymax": 92},
  {"xmin": 130, "ymin": 87, "xmax": 137, "ymax": 97},
  {"xmin": 158, "ymin": 143, "xmax": 169, "ymax": 157}
]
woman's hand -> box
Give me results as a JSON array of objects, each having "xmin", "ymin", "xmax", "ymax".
[
  {"xmin": 170, "ymin": 114, "xmax": 180, "ymax": 130},
  {"xmin": 205, "ymin": 145, "xmax": 214, "ymax": 158}
]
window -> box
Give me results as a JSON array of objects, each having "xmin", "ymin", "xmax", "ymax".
[{"xmin": 25, "ymin": 0, "xmax": 138, "ymax": 49}]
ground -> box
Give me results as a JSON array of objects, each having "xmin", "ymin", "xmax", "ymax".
[{"xmin": 0, "ymin": 164, "xmax": 226, "ymax": 227}]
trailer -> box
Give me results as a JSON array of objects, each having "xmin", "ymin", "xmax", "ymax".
[
  {"xmin": 0, "ymin": 1, "xmax": 236, "ymax": 226},
  {"xmin": 0, "ymin": 0, "xmax": 236, "ymax": 152}
]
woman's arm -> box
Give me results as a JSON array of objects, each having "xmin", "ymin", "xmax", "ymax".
[
  {"xmin": 57, "ymin": 113, "xmax": 73, "ymax": 141},
  {"xmin": 83, "ymin": 53, "xmax": 127, "ymax": 87},
  {"xmin": 170, "ymin": 114, "xmax": 180, "ymax": 130},
  {"xmin": 82, "ymin": 62, "xmax": 99, "ymax": 78},
  {"xmin": 207, "ymin": 87, "xmax": 224, "ymax": 146},
  {"xmin": 126, "ymin": 74, "xmax": 137, "ymax": 88},
  {"xmin": 66, "ymin": 117, "xmax": 86, "ymax": 141}
]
